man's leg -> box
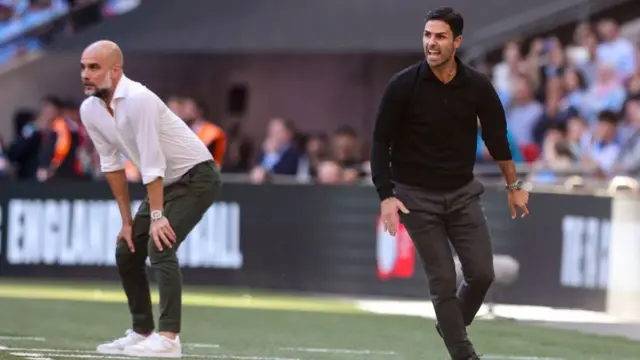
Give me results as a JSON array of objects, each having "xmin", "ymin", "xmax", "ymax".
[
  {"xmin": 395, "ymin": 183, "xmax": 475, "ymax": 360},
  {"xmin": 97, "ymin": 202, "xmax": 154, "ymax": 355},
  {"xmin": 115, "ymin": 201, "xmax": 154, "ymax": 334},
  {"xmin": 445, "ymin": 179, "xmax": 495, "ymax": 327},
  {"xmin": 149, "ymin": 161, "xmax": 222, "ymax": 334}
]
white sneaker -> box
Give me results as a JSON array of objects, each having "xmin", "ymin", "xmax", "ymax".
[
  {"xmin": 123, "ymin": 333, "xmax": 182, "ymax": 358},
  {"xmin": 96, "ymin": 329, "xmax": 147, "ymax": 355}
]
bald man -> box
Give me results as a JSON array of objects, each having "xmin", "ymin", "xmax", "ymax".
[{"xmin": 79, "ymin": 40, "xmax": 222, "ymax": 358}]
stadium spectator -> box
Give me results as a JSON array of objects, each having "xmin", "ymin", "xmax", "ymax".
[
  {"xmin": 221, "ymin": 121, "xmax": 254, "ymax": 174},
  {"xmin": 315, "ymin": 160, "xmax": 342, "ymax": 184},
  {"xmin": 250, "ymin": 117, "xmax": 301, "ymax": 183},
  {"xmin": 596, "ymin": 18, "xmax": 637, "ymax": 82},
  {"xmin": 540, "ymin": 122, "xmax": 574, "ymax": 170},
  {"xmin": 166, "ymin": 95, "xmax": 185, "ymax": 119},
  {"xmin": 610, "ymin": 94, "xmax": 640, "ymax": 176},
  {"xmin": 566, "ymin": 21, "xmax": 595, "ymax": 68},
  {"xmin": 578, "ymin": 110, "xmax": 621, "ymax": 177},
  {"xmin": 34, "ymin": 95, "xmax": 86, "ymax": 182},
  {"xmin": 506, "ymin": 74, "xmax": 544, "ymax": 146},
  {"xmin": 5, "ymin": 109, "xmax": 38, "ymax": 179},
  {"xmin": 532, "ymin": 76, "xmax": 573, "ymax": 144},
  {"xmin": 182, "ymin": 97, "xmax": 227, "ymax": 167},
  {"xmin": 580, "ymin": 63, "xmax": 627, "ymax": 124},
  {"xmin": 329, "ymin": 125, "xmax": 364, "ymax": 178},
  {"xmin": 297, "ymin": 132, "xmax": 329, "ymax": 179},
  {"xmin": 492, "ymin": 40, "xmax": 524, "ymax": 96}
]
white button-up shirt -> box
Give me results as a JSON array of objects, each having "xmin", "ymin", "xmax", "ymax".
[{"xmin": 80, "ymin": 74, "xmax": 213, "ymax": 185}]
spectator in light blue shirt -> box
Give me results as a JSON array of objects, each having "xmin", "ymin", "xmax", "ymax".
[
  {"xmin": 580, "ymin": 63, "xmax": 627, "ymax": 124},
  {"xmin": 596, "ymin": 19, "xmax": 637, "ymax": 81},
  {"xmin": 505, "ymin": 75, "xmax": 544, "ymax": 146},
  {"xmin": 579, "ymin": 110, "xmax": 621, "ymax": 176}
]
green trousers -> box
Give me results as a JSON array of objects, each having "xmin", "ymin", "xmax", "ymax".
[{"xmin": 115, "ymin": 160, "xmax": 222, "ymax": 334}]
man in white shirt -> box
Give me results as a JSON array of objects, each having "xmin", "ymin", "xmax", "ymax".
[{"xmin": 79, "ymin": 40, "xmax": 222, "ymax": 358}]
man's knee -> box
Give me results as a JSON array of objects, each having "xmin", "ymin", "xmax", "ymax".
[
  {"xmin": 115, "ymin": 241, "xmax": 138, "ymax": 270},
  {"xmin": 469, "ymin": 268, "xmax": 494, "ymax": 290},
  {"xmin": 147, "ymin": 241, "xmax": 179, "ymax": 267}
]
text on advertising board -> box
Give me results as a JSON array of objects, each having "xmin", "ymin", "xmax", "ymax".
[
  {"xmin": 5, "ymin": 199, "xmax": 243, "ymax": 269},
  {"xmin": 560, "ymin": 215, "xmax": 610, "ymax": 290}
]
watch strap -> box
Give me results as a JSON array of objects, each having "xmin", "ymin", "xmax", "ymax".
[{"xmin": 506, "ymin": 179, "xmax": 524, "ymax": 190}]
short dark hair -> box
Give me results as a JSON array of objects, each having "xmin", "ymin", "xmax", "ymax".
[
  {"xmin": 598, "ymin": 110, "xmax": 619, "ymax": 124},
  {"xmin": 41, "ymin": 95, "xmax": 63, "ymax": 108},
  {"xmin": 424, "ymin": 7, "xmax": 464, "ymax": 38},
  {"xmin": 333, "ymin": 125, "xmax": 358, "ymax": 138}
]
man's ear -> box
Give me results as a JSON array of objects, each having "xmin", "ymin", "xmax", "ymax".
[{"xmin": 454, "ymin": 35, "xmax": 463, "ymax": 50}]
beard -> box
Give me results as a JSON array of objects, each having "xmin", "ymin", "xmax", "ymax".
[
  {"xmin": 85, "ymin": 70, "xmax": 113, "ymax": 100},
  {"xmin": 425, "ymin": 46, "xmax": 454, "ymax": 68}
]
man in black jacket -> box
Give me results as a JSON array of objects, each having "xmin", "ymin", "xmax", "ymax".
[{"xmin": 369, "ymin": 7, "xmax": 530, "ymax": 360}]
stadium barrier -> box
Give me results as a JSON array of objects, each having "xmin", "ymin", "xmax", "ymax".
[{"xmin": 0, "ymin": 181, "xmax": 628, "ymax": 314}]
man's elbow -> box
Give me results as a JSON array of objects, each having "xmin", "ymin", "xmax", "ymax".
[
  {"xmin": 141, "ymin": 168, "xmax": 165, "ymax": 185},
  {"xmin": 487, "ymin": 145, "xmax": 513, "ymax": 162},
  {"xmin": 101, "ymin": 161, "xmax": 126, "ymax": 173}
]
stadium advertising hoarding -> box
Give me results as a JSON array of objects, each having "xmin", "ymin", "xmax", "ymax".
[{"xmin": 0, "ymin": 182, "xmax": 612, "ymax": 311}]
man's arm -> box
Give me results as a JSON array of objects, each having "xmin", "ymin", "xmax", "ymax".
[
  {"xmin": 81, "ymin": 117, "xmax": 130, "ymax": 225},
  {"xmin": 370, "ymin": 75, "xmax": 405, "ymax": 201},
  {"xmin": 476, "ymin": 76, "xmax": 518, "ymax": 186},
  {"xmin": 130, "ymin": 92, "xmax": 168, "ymax": 214}
]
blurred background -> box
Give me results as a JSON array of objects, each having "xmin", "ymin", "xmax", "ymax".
[{"xmin": 2, "ymin": 0, "xmax": 640, "ymax": 357}]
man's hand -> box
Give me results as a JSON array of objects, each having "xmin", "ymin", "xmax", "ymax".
[
  {"xmin": 380, "ymin": 197, "xmax": 410, "ymax": 236},
  {"xmin": 118, "ymin": 223, "xmax": 135, "ymax": 253},
  {"xmin": 150, "ymin": 217, "xmax": 177, "ymax": 251},
  {"xmin": 508, "ymin": 189, "xmax": 530, "ymax": 219}
]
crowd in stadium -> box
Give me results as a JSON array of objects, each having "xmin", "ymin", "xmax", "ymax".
[
  {"xmin": 0, "ymin": 11, "xmax": 639, "ymax": 185},
  {"xmin": 0, "ymin": 0, "xmax": 140, "ymax": 64}
]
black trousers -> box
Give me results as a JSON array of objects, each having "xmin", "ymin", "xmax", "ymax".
[
  {"xmin": 115, "ymin": 160, "xmax": 222, "ymax": 334},
  {"xmin": 395, "ymin": 179, "xmax": 494, "ymax": 360}
]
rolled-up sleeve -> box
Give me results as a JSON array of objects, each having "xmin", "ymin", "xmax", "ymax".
[
  {"xmin": 129, "ymin": 91, "xmax": 167, "ymax": 185},
  {"xmin": 80, "ymin": 104, "xmax": 125, "ymax": 173}
]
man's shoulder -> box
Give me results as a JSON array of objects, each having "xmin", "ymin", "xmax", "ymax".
[
  {"xmin": 80, "ymin": 96, "xmax": 98, "ymax": 112},
  {"xmin": 79, "ymin": 97, "xmax": 99, "ymax": 124},
  {"xmin": 461, "ymin": 62, "xmax": 492, "ymax": 87},
  {"xmin": 126, "ymin": 81, "xmax": 162, "ymax": 103},
  {"xmin": 388, "ymin": 61, "xmax": 423, "ymax": 85}
]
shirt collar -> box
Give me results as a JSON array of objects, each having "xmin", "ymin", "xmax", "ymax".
[
  {"xmin": 112, "ymin": 74, "xmax": 131, "ymax": 100},
  {"xmin": 419, "ymin": 55, "xmax": 468, "ymax": 85}
]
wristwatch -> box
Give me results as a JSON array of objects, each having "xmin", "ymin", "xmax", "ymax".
[
  {"xmin": 150, "ymin": 210, "xmax": 164, "ymax": 221},
  {"xmin": 505, "ymin": 179, "xmax": 524, "ymax": 191}
]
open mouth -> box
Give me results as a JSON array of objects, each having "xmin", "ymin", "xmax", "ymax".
[{"xmin": 428, "ymin": 50, "xmax": 441, "ymax": 56}]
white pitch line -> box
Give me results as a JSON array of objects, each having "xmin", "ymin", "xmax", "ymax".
[
  {"xmin": 185, "ymin": 343, "xmax": 221, "ymax": 349},
  {"xmin": 482, "ymin": 355, "xmax": 565, "ymax": 360},
  {"xmin": 11, "ymin": 354, "xmax": 129, "ymax": 360},
  {"xmin": 279, "ymin": 346, "xmax": 395, "ymax": 355},
  {"xmin": 2, "ymin": 347, "xmax": 299, "ymax": 360},
  {"xmin": 0, "ymin": 336, "xmax": 46, "ymax": 341}
]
